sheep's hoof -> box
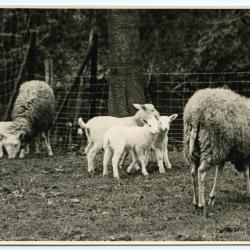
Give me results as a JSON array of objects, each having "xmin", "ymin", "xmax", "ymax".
[
  {"xmin": 166, "ymin": 164, "xmax": 172, "ymax": 169},
  {"xmin": 208, "ymin": 195, "xmax": 216, "ymax": 206},
  {"xmin": 197, "ymin": 205, "xmax": 205, "ymax": 216},
  {"xmin": 159, "ymin": 169, "xmax": 165, "ymax": 174},
  {"xmin": 142, "ymin": 172, "xmax": 149, "ymax": 176},
  {"xmin": 114, "ymin": 176, "xmax": 120, "ymax": 179}
]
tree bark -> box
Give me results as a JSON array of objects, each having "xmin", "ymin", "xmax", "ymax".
[{"xmin": 107, "ymin": 10, "xmax": 145, "ymax": 117}]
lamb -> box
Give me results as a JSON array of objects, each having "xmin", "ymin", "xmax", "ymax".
[
  {"xmin": 151, "ymin": 114, "xmax": 178, "ymax": 173},
  {"xmin": 103, "ymin": 117, "xmax": 160, "ymax": 179},
  {"xmin": 78, "ymin": 104, "xmax": 160, "ymax": 173},
  {"xmin": 126, "ymin": 114, "xmax": 178, "ymax": 174},
  {"xmin": 183, "ymin": 88, "xmax": 250, "ymax": 214},
  {"xmin": 0, "ymin": 80, "xmax": 56, "ymax": 158}
]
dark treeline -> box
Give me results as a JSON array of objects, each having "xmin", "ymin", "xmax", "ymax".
[{"xmin": 2, "ymin": 9, "xmax": 250, "ymax": 82}]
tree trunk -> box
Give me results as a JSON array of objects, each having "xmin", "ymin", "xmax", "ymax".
[{"xmin": 107, "ymin": 10, "xmax": 145, "ymax": 117}]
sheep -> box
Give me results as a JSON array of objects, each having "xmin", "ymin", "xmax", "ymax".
[
  {"xmin": 78, "ymin": 104, "xmax": 160, "ymax": 173},
  {"xmin": 0, "ymin": 80, "xmax": 55, "ymax": 158},
  {"xmin": 183, "ymin": 88, "xmax": 250, "ymax": 214},
  {"xmin": 126, "ymin": 114, "xmax": 178, "ymax": 174},
  {"xmin": 103, "ymin": 117, "xmax": 160, "ymax": 179},
  {"xmin": 152, "ymin": 114, "xmax": 178, "ymax": 173}
]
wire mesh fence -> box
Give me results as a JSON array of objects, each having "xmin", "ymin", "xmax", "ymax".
[{"xmin": 46, "ymin": 71, "xmax": 250, "ymax": 152}]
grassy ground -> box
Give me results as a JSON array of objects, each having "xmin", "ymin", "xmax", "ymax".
[{"xmin": 0, "ymin": 148, "xmax": 249, "ymax": 241}]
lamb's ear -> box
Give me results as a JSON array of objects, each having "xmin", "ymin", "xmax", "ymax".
[
  {"xmin": 169, "ymin": 114, "xmax": 178, "ymax": 123},
  {"xmin": 133, "ymin": 104, "xmax": 142, "ymax": 110},
  {"xmin": 0, "ymin": 133, "xmax": 6, "ymax": 141}
]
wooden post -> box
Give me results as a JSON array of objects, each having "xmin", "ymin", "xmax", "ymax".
[
  {"xmin": 3, "ymin": 30, "xmax": 36, "ymax": 120},
  {"xmin": 89, "ymin": 32, "xmax": 98, "ymax": 118},
  {"xmin": 54, "ymin": 29, "xmax": 95, "ymax": 124},
  {"xmin": 27, "ymin": 31, "xmax": 37, "ymax": 81},
  {"xmin": 45, "ymin": 58, "xmax": 54, "ymax": 87}
]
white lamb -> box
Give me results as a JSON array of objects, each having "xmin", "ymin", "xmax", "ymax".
[
  {"xmin": 78, "ymin": 104, "xmax": 160, "ymax": 173},
  {"xmin": 103, "ymin": 117, "xmax": 160, "ymax": 179},
  {"xmin": 126, "ymin": 114, "xmax": 178, "ymax": 174},
  {"xmin": 151, "ymin": 114, "xmax": 179, "ymax": 173}
]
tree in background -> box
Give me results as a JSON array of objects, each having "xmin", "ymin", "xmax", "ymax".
[{"xmin": 107, "ymin": 10, "xmax": 145, "ymax": 117}]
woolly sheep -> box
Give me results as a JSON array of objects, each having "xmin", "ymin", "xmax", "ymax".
[
  {"xmin": 0, "ymin": 80, "xmax": 55, "ymax": 158},
  {"xmin": 78, "ymin": 104, "xmax": 160, "ymax": 173},
  {"xmin": 103, "ymin": 117, "xmax": 160, "ymax": 179},
  {"xmin": 183, "ymin": 88, "xmax": 250, "ymax": 214}
]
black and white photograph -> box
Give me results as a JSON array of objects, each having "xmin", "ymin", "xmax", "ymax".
[{"xmin": 0, "ymin": 7, "xmax": 250, "ymax": 243}]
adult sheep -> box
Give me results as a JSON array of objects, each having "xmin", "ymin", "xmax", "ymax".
[
  {"xmin": 183, "ymin": 88, "xmax": 250, "ymax": 214},
  {"xmin": 0, "ymin": 80, "xmax": 55, "ymax": 158}
]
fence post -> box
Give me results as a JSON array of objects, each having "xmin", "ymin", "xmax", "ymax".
[
  {"xmin": 3, "ymin": 30, "xmax": 36, "ymax": 120},
  {"xmin": 89, "ymin": 32, "xmax": 98, "ymax": 118},
  {"xmin": 27, "ymin": 31, "xmax": 37, "ymax": 80}
]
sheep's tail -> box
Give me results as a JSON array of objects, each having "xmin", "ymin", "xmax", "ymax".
[{"xmin": 78, "ymin": 117, "xmax": 90, "ymax": 142}]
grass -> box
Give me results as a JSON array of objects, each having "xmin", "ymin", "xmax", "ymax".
[{"xmin": 0, "ymin": 148, "xmax": 249, "ymax": 241}]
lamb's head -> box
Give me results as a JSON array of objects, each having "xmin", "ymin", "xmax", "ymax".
[
  {"xmin": 0, "ymin": 132, "xmax": 22, "ymax": 158},
  {"xmin": 142, "ymin": 117, "xmax": 160, "ymax": 135},
  {"xmin": 133, "ymin": 104, "xmax": 160, "ymax": 122},
  {"xmin": 159, "ymin": 114, "xmax": 178, "ymax": 132}
]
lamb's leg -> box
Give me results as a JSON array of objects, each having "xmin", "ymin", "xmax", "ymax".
[
  {"xmin": 127, "ymin": 150, "xmax": 139, "ymax": 173},
  {"xmin": 87, "ymin": 143, "xmax": 102, "ymax": 173},
  {"xmin": 244, "ymin": 164, "xmax": 250, "ymax": 197},
  {"xmin": 112, "ymin": 148, "xmax": 124, "ymax": 179},
  {"xmin": 197, "ymin": 161, "xmax": 210, "ymax": 215},
  {"xmin": 103, "ymin": 146, "xmax": 113, "ymax": 176},
  {"xmin": 155, "ymin": 148, "xmax": 165, "ymax": 174},
  {"xmin": 42, "ymin": 131, "xmax": 53, "ymax": 157},
  {"xmin": 137, "ymin": 149, "xmax": 149, "ymax": 176},
  {"xmin": 118, "ymin": 150, "xmax": 128, "ymax": 169},
  {"xmin": 85, "ymin": 141, "xmax": 93, "ymax": 155},
  {"xmin": 163, "ymin": 145, "xmax": 171, "ymax": 169},
  {"xmin": 0, "ymin": 144, "xmax": 3, "ymax": 158},
  {"xmin": 190, "ymin": 162, "xmax": 198, "ymax": 209},
  {"xmin": 208, "ymin": 164, "xmax": 224, "ymax": 206}
]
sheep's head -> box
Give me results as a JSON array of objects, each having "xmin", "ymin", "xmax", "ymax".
[
  {"xmin": 142, "ymin": 117, "xmax": 160, "ymax": 134},
  {"xmin": 159, "ymin": 114, "xmax": 178, "ymax": 132},
  {"xmin": 0, "ymin": 132, "xmax": 23, "ymax": 158},
  {"xmin": 133, "ymin": 103, "xmax": 160, "ymax": 122}
]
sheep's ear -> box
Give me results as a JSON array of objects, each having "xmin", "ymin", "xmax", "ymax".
[
  {"xmin": 169, "ymin": 114, "xmax": 178, "ymax": 122},
  {"xmin": 133, "ymin": 104, "xmax": 142, "ymax": 110}
]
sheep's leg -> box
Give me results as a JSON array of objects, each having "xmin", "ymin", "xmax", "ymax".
[
  {"xmin": 103, "ymin": 146, "xmax": 113, "ymax": 176},
  {"xmin": 19, "ymin": 148, "xmax": 26, "ymax": 158},
  {"xmin": 87, "ymin": 143, "xmax": 101, "ymax": 173},
  {"xmin": 112, "ymin": 148, "xmax": 124, "ymax": 179},
  {"xmin": 208, "ymin": 164, "xmax": 224, "ymax": 206},
  {"xmin": 137, "ymin": 149, "xmax": 149, "ymax": 176},
  {"xmin": 191, "ymin": 162, "xmax": 199, "ymax": 208},
  {"xmin": 155, "ymin": 148, "xmax": 165, "ymax": 174},
  {"xmin": 0, "ymin": 144, "xmax": 3, "ymax": 158},
  {"xmin": 244, "ymin": 164, "xmax": 250, "ymax": 197},
  {"xmin": 127, "ymin": 150, "xmax": 139, "ymax": 173},
  {"xmin": 119, "ymin": 150, "xmax": 128, "ymax": 169},
  {"xmin": 197, "ymin": 161, "xmax": 210, "ymax": 215},
  {"xmin": 163, "ymin": 144, "xmax": 171, "ymax": 169},
  {"xmin": 35, "ymin": 135, "xmax": 40, "ymax": 154},
  {"xmin": 85, "ymin": 141, "xmax": 93, "ymax": 155},
  {"xmin": 42, "ymin": 131, "xmax": 53, "ymax": 157}
]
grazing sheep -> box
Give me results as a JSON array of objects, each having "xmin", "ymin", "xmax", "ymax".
[
  {"xmin": 78, "ymin": 104, "xmax": 160, "ymax": 173},
  {"xmin": 0, "ymin": 80, "xmax": 55, "ymax": 158},
  {"xmin": 183, "ymin": 88, "xmax": 250, "ymax": 214},
  {"xmin": 103, "ymin": 117, "xmax": 160, "ymax": 179}
]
